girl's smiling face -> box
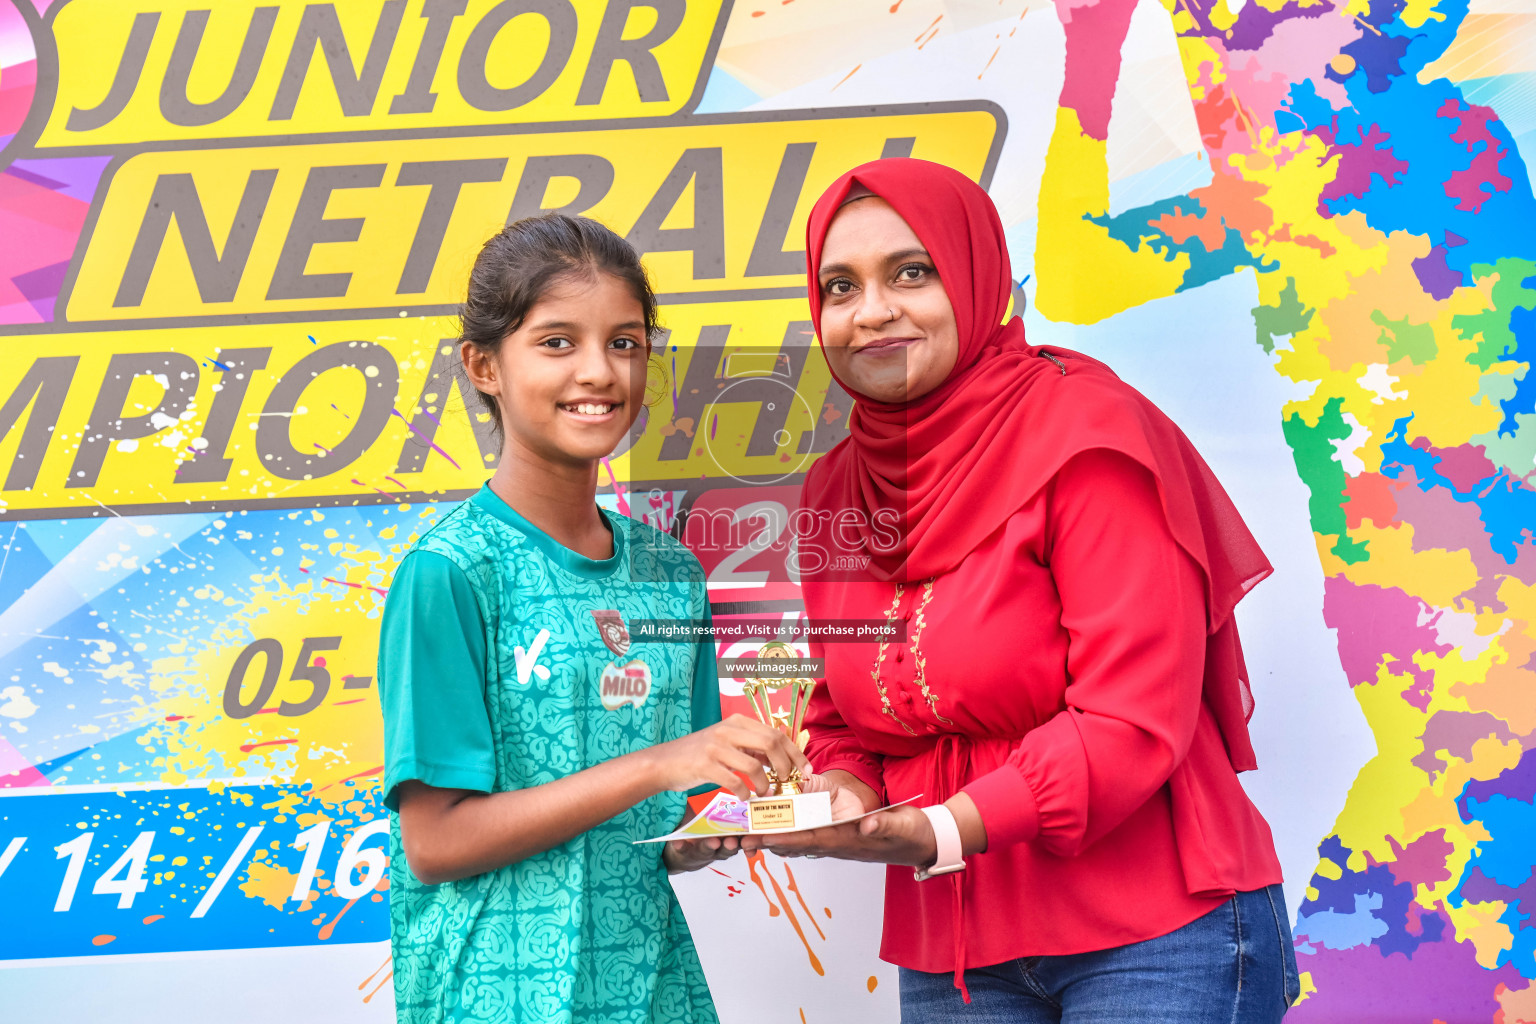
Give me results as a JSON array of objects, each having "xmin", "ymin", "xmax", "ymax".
[
  {"xmin": 816, "ymin": 196, "xmax": 960, "ymax": 404},
  {"xmin": 462, "ymin": 271, "xmax": 650, "ymax": 468}
]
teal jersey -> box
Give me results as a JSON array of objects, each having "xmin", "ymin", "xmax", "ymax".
[{"xmin": 378, "ymin": 485, "xmax": 722, "ymax": 1024}]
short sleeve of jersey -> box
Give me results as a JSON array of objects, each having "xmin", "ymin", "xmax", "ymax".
[{"xmin": 378, "ymin": 550, "xmax": 495, "ymax": 812}]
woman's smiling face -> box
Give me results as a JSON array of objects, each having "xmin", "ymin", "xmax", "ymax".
[{"xmin": 816, "ymin": 197, "xmax": 960, "ymax": 404}]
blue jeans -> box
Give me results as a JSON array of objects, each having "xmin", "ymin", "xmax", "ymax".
[{"xmin": 899, "ymin": 884, "xmax": 1300, "ymax": 1023}]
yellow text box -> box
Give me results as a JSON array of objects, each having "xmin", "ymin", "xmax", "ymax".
[
  {"xmin": 0, "ymin": 298, "xmax": 843, "ymax": 519},
  {"xmin": 64, "ymin": 103, "xmax": 1003, "ymax": 322},
  {"xmin": 37, "ymin": 0, "xmax": 729, "ymax": 149}
]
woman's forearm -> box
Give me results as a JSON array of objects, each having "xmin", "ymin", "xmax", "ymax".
[
  {"xmin": 944, "ymin": 791, "xmax": 989, "ymax": 858},
  {"xmin": 397, "ymin": 747, "xmax": 664, "ymax": 884}
]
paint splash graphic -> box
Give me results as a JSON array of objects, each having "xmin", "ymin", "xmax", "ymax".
[
  {"xmin": 359, "ymin": 953, "xmax": 393, "ymax": 1004},
  {"xmin": 0, "ymin": 504, "xmax": 432, "ymax": 956},
  {"xmin": 716, "ymin": 852, "xmax": 826, "ymax": 975}
]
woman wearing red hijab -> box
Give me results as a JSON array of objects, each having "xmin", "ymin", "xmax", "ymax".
[{"xmin": 749, "ymin": 159, "xmax": 1298, "ymax": 1021}]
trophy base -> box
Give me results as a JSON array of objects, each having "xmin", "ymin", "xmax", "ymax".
[{"xmin": 748, "ymin": 790, "xmax": 833, "ymax": 832}]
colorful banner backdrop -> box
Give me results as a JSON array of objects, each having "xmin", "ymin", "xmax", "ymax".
[{"xmin": 0, "ymin": 0, "xmax": 1533, "ymax": 1021}]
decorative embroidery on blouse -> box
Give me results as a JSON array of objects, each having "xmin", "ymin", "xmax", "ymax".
[
  {"xmin": 909, "ymin": 579, "xmax": 953, "ymax": 724},
  {"xmin": 871, "ymin": 584, "xmax": 917, "ymax": 735}
]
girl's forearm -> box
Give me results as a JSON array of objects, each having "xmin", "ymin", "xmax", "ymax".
[{"xmin": 399, "ymin": 746, "xmax": 667, "ymax": 883}]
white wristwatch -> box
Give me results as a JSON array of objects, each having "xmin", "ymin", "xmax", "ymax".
[{"xmin": 913, "ymin": 804, "xmax": 966, "ymax": 881}]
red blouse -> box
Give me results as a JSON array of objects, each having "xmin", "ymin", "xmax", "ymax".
[{"xmin": 803, "ymin": 448, "xmax": 1283, "ymax": 972}]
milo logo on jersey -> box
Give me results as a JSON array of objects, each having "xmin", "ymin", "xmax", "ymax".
[{"xmin": 600, "ymin": 660, "xmax": 652, "ymax": 711}]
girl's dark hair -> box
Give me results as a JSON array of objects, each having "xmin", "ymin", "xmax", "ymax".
[{"xmin": 459, "ymin": 213, "xmax": 662, "ymax": 437}]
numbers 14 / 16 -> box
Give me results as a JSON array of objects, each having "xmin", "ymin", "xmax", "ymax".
[{"xmin": 0, "ymin": 819, "xmax": 388, "ymax": 917}]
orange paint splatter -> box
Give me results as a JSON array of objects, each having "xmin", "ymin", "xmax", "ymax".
[
  {"xmin": 890, "ymin": 0, "xmax": 904, "ymax": 11},
  {"xmin": 782, "ymin": 862, "xmax": 826, "ymax": 941},
  {"xmin": 823, "ymin": 906, "xmax": 832, "ymax": 918},
  {"xmin": 747, "ymin": 853, "xmax": 780, "ymax": 917},
  {"xmin": 364, "ymin": 971, "xmax": 393, "ymax": 1003},
  {"xmin": 915, "ymin": 14, "xmax": 942, "ymax": 43},
  {"xmin": 978, "ymin": 45, "xmax": 1001, "ymax": 79},
  {"xmin": 754, "ymin": 854, "xmax": 824, "ymax": 976},
  {"xmin": 360, "ymin": 953, "xmax": 392, "ymax": 1003},
  {"xmin": 360, "ymin": 954, "xmax": 391, "ymax": 988},
  {"xmin": 318, "ymin": 896, "xmax": 361, "ymax": 940},
  {"xmin": 867, "ymin": 975, "xmax": 879, "ymax": 992},
  {"xmin": 751, "ymin": 8, "xmax": 765, "ymax": 14},
  {"xmin": 142, "ymin": 915, "xmax": 164, "ymax": 925},
  {"xmin": 91, "ymin": 935, "xmax": 115, "ymax": 946},
  {"xmin": 832, "ymin": 64, "xmax": 861, "ymax": 91}
]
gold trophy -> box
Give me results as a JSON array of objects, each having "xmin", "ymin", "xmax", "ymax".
[{"xmin": 740, "ymin": 641, "xmax": 833, "ymax": 831}]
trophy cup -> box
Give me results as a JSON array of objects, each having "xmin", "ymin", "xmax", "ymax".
[{"xmin": 740, "ymin": 641, "xmax": 833, "ymax": 831}]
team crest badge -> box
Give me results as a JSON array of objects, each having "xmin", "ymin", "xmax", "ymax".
[
  {"xmin": 591, "ymin": 609, "xmax": 631, "ymax": 657},
  {"xmin": 600, "ymin": 659, "xmax": 652, "ymax": 711}
]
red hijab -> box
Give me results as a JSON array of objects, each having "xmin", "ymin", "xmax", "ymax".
[{"xmin": 801, "ymin": 158, "xmax": 1272, "ymax": 770}]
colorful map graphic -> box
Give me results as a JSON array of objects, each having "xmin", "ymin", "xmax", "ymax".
[{"xmin": 1030, "ymin": 0, "xmax": 1536, "ymax": 1016}]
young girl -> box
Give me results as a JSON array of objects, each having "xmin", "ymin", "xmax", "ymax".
[{"xmin": 378, "ymin": 214, "xmax": 805, "ymax": 1024}]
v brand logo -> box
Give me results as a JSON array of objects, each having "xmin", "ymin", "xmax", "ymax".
[{"xmin": 513, "ymin": 629, "xmax": 552, "ymax": 686}]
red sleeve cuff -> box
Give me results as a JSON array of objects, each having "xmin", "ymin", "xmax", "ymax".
[
  {"xmin": 813, "ymin": 757, "xmax": 886, "ymax": 806},
  {"xmin": 963, "ymin": 764, "xmax": 1042, "ymax": 848}
]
